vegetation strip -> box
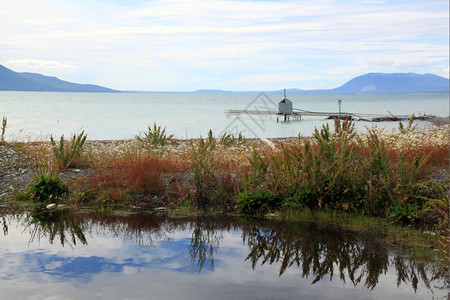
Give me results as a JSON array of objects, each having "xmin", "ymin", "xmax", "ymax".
[{"xmin": 0, "ymin": 118, "xmax": 448, "ymax": 274}]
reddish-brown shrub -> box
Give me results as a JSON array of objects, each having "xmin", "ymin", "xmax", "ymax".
[
  {"xmin": 86, "ymin": 156, "xmax": 178, "ymax": 195},
  {"xmin": 407, "ymin": 145, "xmax": 449, "ymax": 168}
]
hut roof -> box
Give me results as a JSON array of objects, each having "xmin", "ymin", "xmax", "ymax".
[{"xmin": 279, "ymin": 97, "xmax": 292, "ymax": 104}]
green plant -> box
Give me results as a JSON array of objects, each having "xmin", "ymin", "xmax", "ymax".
[
  {"xmin": 218, "ymin": 131, "xmax": 246, "ymax": 147},
  {"xmin": 237, "ymin": 132, "xmax": 245, "ymax": 144},
  {"xmin": 190, "ymin": 136, "xmax": 216, "ymax": 209},
  {"xmin": 207, "ymin": 129, "xmax": 214, "ymax": 145},
  {"xmin": 50, "ymin": 130, "xmax": 87, "ymax": 169},
  {"xmin": 239, "ymin": 119, "xmax": 435, "ymax": 217},
  {"xmin": 214, "ymin": 174, "xmax": 238, "ymax": 208},
  {"xmin": 135, "ymin": 122, "xmax": 174, "ymax": 147},
  {"xmin": 71, "ymin": 187, "xmax": 94, "ymax": 207},
  {"xmin": 389, "ymin": 202, "xmax": 420, "ymax": 225},
  {"xmin": 237, "ymin": 190, "xmax": 277, "ymax": 213},
  {"xmin": 0, "ymin": 116, "xmax": 6, "ymax": 145},
  {"xmin": 241, "ymin": 122, "xmax": 360, "ymax": 212},
  {"xmin": 27, "ymin": 172, "xmax": 68, "ymax": 203},
  {"xmin": 220, "ymin": 132, "xmax": 235, "ymax": 147},
  {"xmin": 358, "ymin": 129, "xmax": 428, "ymax": 217},
  {"xmin": 398, "ymin": 114, "xmax": 417, "ymax": 134}
]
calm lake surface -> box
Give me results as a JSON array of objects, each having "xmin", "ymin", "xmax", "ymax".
[
  {"xmin": 0, "ymin": 210, "xmax": 447, "ymax": 299},
  {"xmin": 1, "ymin": 91, "xmax": 448, "ymax": 140}
]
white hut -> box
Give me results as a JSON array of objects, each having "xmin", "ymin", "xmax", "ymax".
[{"xmin": 278, "ymin": 89, "xmax": 293, "ymax": 114}]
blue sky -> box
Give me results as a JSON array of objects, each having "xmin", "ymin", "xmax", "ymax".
[{"xmin": 1, "ymin": 0, "xmax": 448, "ymax": 91}]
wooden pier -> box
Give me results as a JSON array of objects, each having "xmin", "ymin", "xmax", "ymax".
[{"xmin": 226, "ymin": 108, "xmax": 433, "ymax": 122}]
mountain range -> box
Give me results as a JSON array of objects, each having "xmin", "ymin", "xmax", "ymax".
[
  {"xmin": 0, "ymin": 64, "xmax": 117, "ymax": 92},
  {"xmin": 0, "ymin": 64, "xmax": 448, "ymax": 93}
]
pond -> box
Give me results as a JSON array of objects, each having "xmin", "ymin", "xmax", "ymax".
[{"xmin": 0, "ymin": 209, "xmax": 448, "ymax": 299}]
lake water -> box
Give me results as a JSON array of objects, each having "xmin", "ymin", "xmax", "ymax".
[
  {"xmin": 1, "ymin": 91, "xmax": 448, "ymax": 141},
  {"xmin": 0, "ymin": 210, "xmax": 447, "ymax": 299}
]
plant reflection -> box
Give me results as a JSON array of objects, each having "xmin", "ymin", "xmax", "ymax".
[
  {"xmin": 189, "ymin": 217, "xmax": 224, "ymax": 271},
  {"xmin": 24, "ymin": 209, "xmax": 87, "ymax": 247},
  {"xmin": 0, "ymin": 212, "xmax": 444, "ymax": 293},
  {"xmin": 86, "ymin": 213, "xmax": 183, "ymax": 247},
  {"xmin": 241, "ymin": 220, "xmax": 440, "ymax": 292},
  {"xmin": 1, "ymin": 215, "xmax": 7, "ymax": 236}
]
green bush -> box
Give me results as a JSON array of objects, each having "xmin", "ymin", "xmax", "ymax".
[
  {"xmin": 50, "ymin": 130, "xmax": 87, "ymax": 169},
  {"xmin": 27, "ymin": 173, "xmax": 68, "ymax": 203},
  {"xmin": 389, "ymin": 202, "xmax": 420, "ymax": 225},
  {"xmin": 237, "ymin": 190, "xmax": 278, "ymax": 213},
  {"xmin": 135, "ymin": 122, "xmax": 174, "ymax": 147}
]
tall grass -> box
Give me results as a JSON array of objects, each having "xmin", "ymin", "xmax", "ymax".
[
  {"xmin": 238, "ymin": 119, "xmax": 360, "ymax": 212},
  {"xmin": 190, "ymin": 135, "xmax": 216, "ymax": 209},
  {"xmin": 357, "ymin": 128, "xmax": 429, "ymax": 217},
  {"xmin": 50, "ymin": 131, "xmax": 87, "ymax": 169},
  {"xmin": 238, "ymin": 118, "xmax": 434, "ymax": 220}
]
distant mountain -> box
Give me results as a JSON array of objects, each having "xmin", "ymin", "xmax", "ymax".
[
  {"xmin": 1, "ymin": 64, "xmax": 448, "ymax": 94},
  {"xmin": 193, "ymin": 73, "xmax": 449, "ymax": 94},
  {"xmin": 0, "ymin": 64, "xmax": 117, "ymax": 92},
  {"xmin": 193, "ymin": 89, "xmax": 243, "ymax": 94},
  {"xmin": 330, "ymin": 73, "xmax": 449, "ymax": 93}
]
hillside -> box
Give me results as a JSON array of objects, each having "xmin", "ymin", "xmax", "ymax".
[
  {"xmin": 330, "ymin": 72, "xmax": 449, "ymax": 93},
  {"xmin": 0, "ymin": 64, "xmax": 117, "ymax": 92}
]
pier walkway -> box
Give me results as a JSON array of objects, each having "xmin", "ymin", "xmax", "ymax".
[{"xmin": 226, "ymin": 108, "xmax": 430, "ymax": 122}]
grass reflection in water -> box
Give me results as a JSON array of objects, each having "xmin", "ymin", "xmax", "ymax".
[{"xmin": 0, "ymin": 210, "xmax": 446, "ymax": 296}]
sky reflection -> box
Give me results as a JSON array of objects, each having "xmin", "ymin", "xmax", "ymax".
[{"xmin": 0, "ymin": 211, "xmax": 447, "ymax": 300}]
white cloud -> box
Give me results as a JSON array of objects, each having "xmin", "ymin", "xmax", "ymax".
[
  {"xmin": 5, "ymin": 59, "xmax": 76, "ymax": 71},
  {"xmin": 1, "ymin": 0, "xmax": 448, "ymax": 90},
  {"xmin": 232, "ymin": 73, "xmax": 321, "ymax": 85}
]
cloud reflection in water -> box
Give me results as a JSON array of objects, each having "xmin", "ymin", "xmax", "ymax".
[{"xmin": 0, "ymin": 211, "xmax": 447, "ymax": 299}]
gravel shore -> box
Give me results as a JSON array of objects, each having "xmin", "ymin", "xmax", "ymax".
[{"xmin": 0, "ymin": 145, "xmax": 33, "ymax": 199}]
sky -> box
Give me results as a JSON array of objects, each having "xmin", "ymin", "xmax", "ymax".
[{"xmin": 1, "ymin": 0, "xmax": 449, "ymax": 91}]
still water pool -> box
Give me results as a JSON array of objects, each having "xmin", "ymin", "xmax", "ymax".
[{"xmin": 0, "ymin": 210, "xmax": 447, "ymax": 299}]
